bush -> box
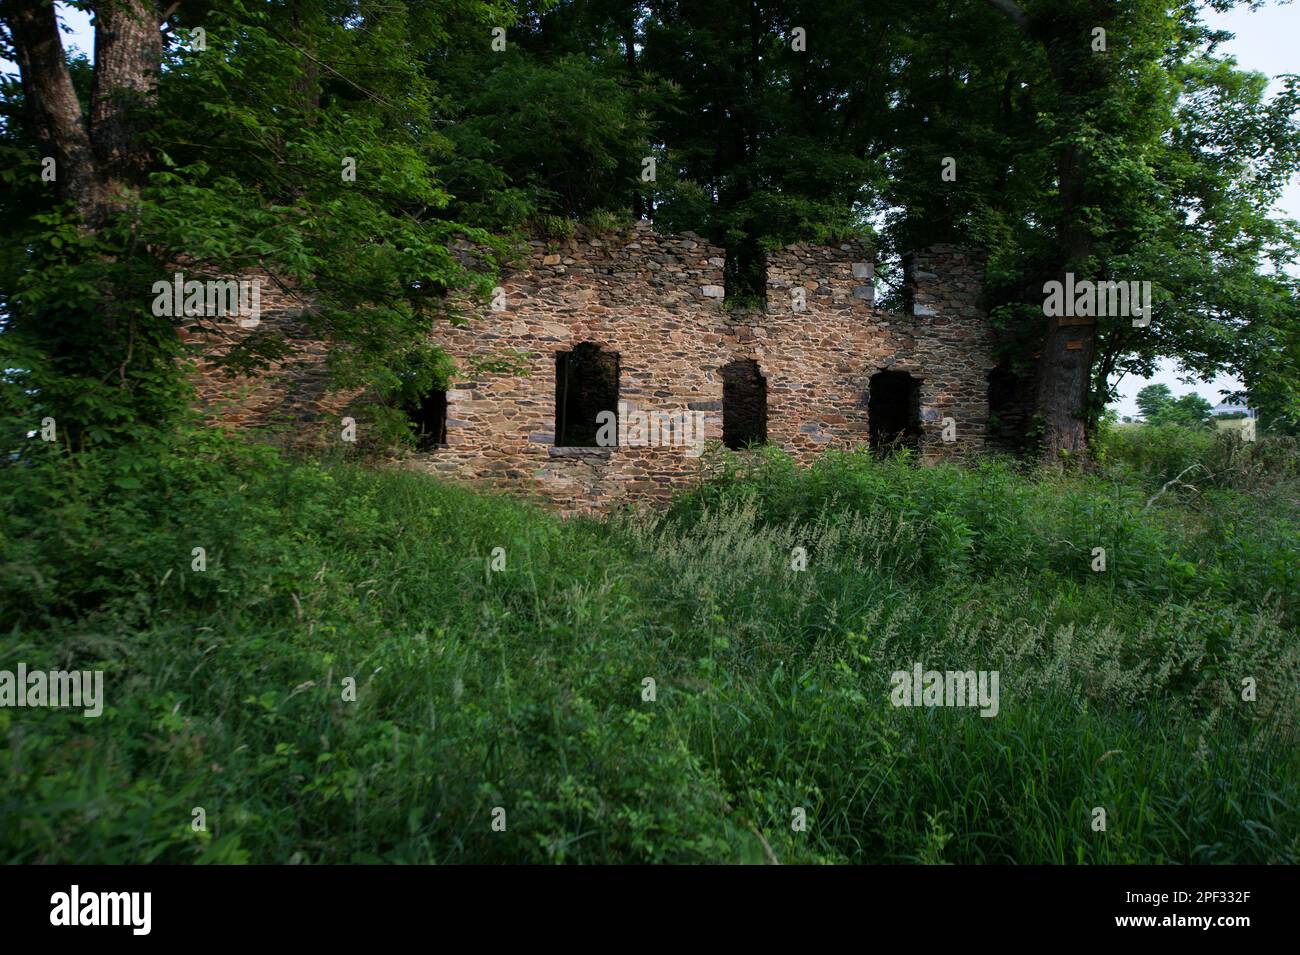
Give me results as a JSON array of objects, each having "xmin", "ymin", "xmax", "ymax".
[{"xmin": 1096, "ymin": 421, "xmax": 1300, "ymax": 494}]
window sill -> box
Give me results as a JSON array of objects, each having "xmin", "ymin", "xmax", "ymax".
[{"xmin": 548, "ymin": 446, "xmax": 614, "ymax": 459}]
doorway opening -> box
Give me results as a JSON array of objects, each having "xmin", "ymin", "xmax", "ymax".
[{"xmin": 868, "ymin": 370, "xmax": 922, "ymax": 455}]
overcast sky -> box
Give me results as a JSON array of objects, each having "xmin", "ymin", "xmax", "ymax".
[{"xmin": 8, "ymin": 4, "xmax": 1299, "ymax": 418}]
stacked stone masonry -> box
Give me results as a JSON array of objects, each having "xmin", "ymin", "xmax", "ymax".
[{"xmin": 189, "ymin": 222, "xmax": 996, "ymax": 514}]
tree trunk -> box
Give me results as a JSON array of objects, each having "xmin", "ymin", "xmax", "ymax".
[
  {"xmin": 623, "ymin": 12, "xmax": 643, "ymax": 220},
  {"xmin": 1035, "ymin": 310, "xmax": 1095, "ymax": 458},
  {"xmin": 988, "ymin": 0, "xmax": 1116, "ymax": 462},
  {"xmin": 3, "ymin": 0, "xmax": 163, "ymax": 226},
  {"xmin": 2, "ymin": 0, "xmax": 99, "ymax": 221},
  {"xmin": 90, "ymin": 0, "xmax": 162, "ymax": 213},
  {"xmin": 1034, "ymin": 135, "xmax": 1097, "ymax": 461}
]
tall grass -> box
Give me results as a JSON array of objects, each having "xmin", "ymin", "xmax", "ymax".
[{"xmin": 1, "ymin": 427, "xmax": 1296, "ymax": 863}]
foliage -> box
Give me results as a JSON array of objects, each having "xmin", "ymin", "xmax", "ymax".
[
  {"xmin": 0, "ymin": 0, "xmax": 513, "ymax": 446},
  {"xmin": 1136, "ymin": 384, "xmax": 1175, "ymax": 421},
  {"xmin": 1155, "ymin": 393, "xmax": 1215, "ymax": 427},
  {"xmin": 1136, "ymin": 384, "xmax": 1214, "ymax": 426},
  {"xmin": 2, "ymin": 425, "xmax": 1296, "ymax": 863},
  {"xmin": 877, "ymin": 0, "xmax": 1300, "ymax": 441},
  {"xmin": 2, "ymin": 1, "xmax": 1296, "ymax": 455},
  {"xmin": 438, "ymin": 52, "xmax": 656, "ymax": 228}
]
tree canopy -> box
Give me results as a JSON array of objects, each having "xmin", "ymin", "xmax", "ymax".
[
  {"xmin": 1, "ymin": 0, "xmax": 1296, "ymax": 453},
  {"xmin": 1136, "ymin": 382, "xmax": 1214, "ymax": 426}
]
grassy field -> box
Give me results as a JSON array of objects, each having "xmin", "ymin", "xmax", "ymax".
[{"xmin": 1, "ymin": 425, "xmax": 1297, "ymax": 863}]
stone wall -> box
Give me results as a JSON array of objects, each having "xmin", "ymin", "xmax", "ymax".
[
  {"xmin": 183, "ymin": 277, "xmax": 342, "ymax": 445},
  {"xmin": 188, "ymin": 222, "xmax": 997, "ymax": 514}
]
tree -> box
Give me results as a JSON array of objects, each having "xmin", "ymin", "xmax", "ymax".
[
  {"xmin": 0, "ymin": 0, "xmax": 514, "ymax": 445},
  {"xmin": 1151, "ymin": 392, "xmax": 1213, "ymax": 428},
  {"xmin": 1136, "ymin": 384, "xmax": 1174, "ymax": 421},
  {"xmin": 638, "ymin": 0, "xmax": 892, "ymax": 300},
  {"xmin": 0, "ymin": 0, "xmax": 161, "ymax": 228},
  {"xmin": 436, "ymin": 45, "xmax": 655, "ymax": 228},
  {"xmin": 1135, "ymin": 384, "xmax": 1213, "ymax": 427},
  {"xmin": 3, "ymin": 0, "xmax": 1295, "ymax": 460},
  {"xmin": 889, "ymin": 0, "xmax": 1300, "ymax": 459}
]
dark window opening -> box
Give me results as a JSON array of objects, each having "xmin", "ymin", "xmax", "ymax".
[
  {"xmin": 556, "ymin": 342, "xmax": 620, "ymax": 447},
  {"xmin": 986, "ymin": 361, "xmax": 1033, "ymax": 454},
  {"xmin": 724, "ymin": 230, "xmax": 768, "ymax": 307},
  {"xmin": 868, "ymin": 370, "xmax": 922, "ymax": 455},
  {"xmin": 722, "ymin": 358, "xmax": 768, "ymax": 449},
  {"xmin": 406, "ymin": 389, "xmax": 447, "ymax": 451},
  {"xmin": 987, "ymin": 362, "xmax": 1017, "ymax": 414}
]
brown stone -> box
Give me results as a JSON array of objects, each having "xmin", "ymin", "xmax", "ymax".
[{"xmin": 189, "ymin": 227, "xmax": 995, "ymax": 516}]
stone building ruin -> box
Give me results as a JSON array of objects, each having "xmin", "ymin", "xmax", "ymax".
[{"xmin": 190, "ymin": 222, "xmax": 996, "ymax": 513}]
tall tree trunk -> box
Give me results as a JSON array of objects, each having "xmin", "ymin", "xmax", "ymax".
[
  {"xmin": 1035, "ymin": 311, "xmax": 1096, "ymax": 457},
  {"xmin": 1035, "ymin": 138, "xmax": 1097, "ymax": 459},
  {"xmin": 91, "ymin": 0, "xmax": 161, "ymax": 206},
  {"xmin": 988, "ymin": 0, "xmax": 1116, "ymax": 461},
  {"xmin": 623, "ymin": 9, "xmax": 643, "ymax": 220},
  {"xmin": 290, "ymin": 0, "xmax": 321, "ymax": 116},
  {"xmin": 3, "ymin": 0, "xmax": 163, "ymax": 225},
  {"xmin": 2, "ymin": 0, "xmax": 99, "ymax": 221}
]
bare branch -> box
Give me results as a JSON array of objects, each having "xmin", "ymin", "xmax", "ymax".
[{"xmin": 1144, "ymin": 463, "xmax": 1205, "ymax": 509}]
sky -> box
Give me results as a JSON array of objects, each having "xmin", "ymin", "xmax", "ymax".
[{"xmin": 7, "ymin": 3, "xmax": 1299, "ymax": 419}]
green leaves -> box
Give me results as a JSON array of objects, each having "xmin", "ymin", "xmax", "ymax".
[{"xmin": 1, "ymin": 0, "xmax": 514, "ymax": 447}]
